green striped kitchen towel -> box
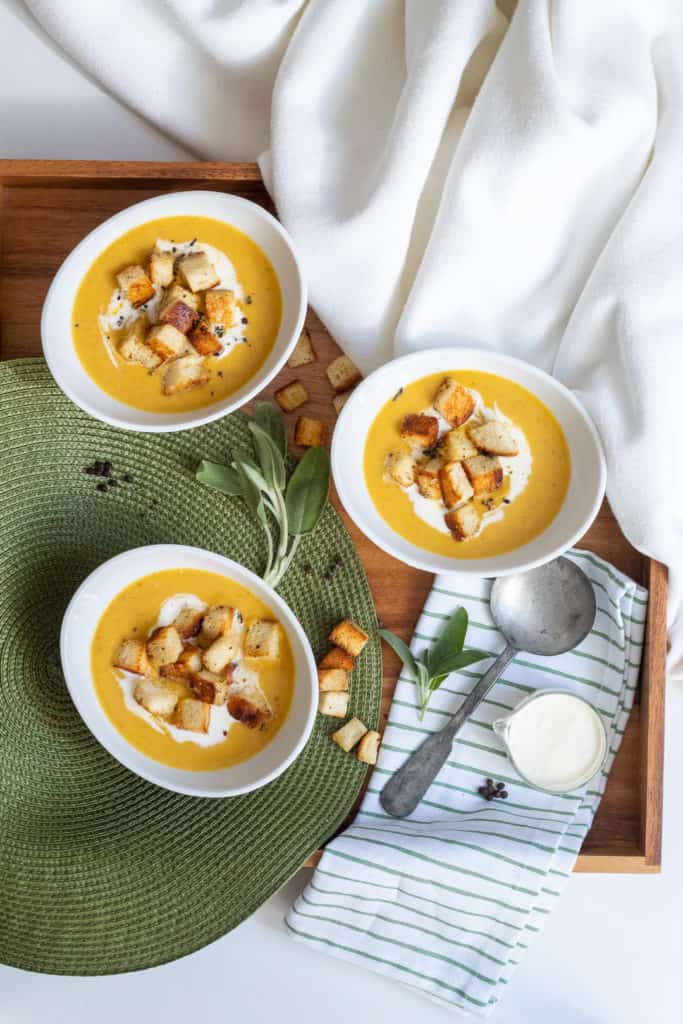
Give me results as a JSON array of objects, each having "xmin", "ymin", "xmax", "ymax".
[{"xmin": 285, "ymin": 549, "xmax": 648, "ymax": 1016}]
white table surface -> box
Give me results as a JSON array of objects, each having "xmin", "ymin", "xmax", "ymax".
[{"xmin": 1, "ymin": 2, "xmax": 681, "ymax": 1021}]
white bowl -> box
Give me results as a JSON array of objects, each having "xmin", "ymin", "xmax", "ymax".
[
  {"xmin": 60, "ymin": 545, "xmax": 318, "ymax": 797},
  {"xmin": 42, "ymin": 190, "xmax": 307, "ymax": 433},
  {"xmin": 332, "ymin": 347, "xmax": 606, "ymax": 578}
]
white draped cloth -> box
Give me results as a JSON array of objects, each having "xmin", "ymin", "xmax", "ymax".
[{"xmin": 26, "ymin": 0, "xmax": 683, "ymax": 670}]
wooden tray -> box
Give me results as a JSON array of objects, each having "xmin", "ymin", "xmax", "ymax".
[{"xmin": 0, "ymin": 159, "xmax": 667, "ymax": 873}]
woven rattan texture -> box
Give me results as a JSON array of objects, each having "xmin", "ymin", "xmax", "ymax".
[{"xmin": 0, "ymin": 359, "xmax": 381, "ymax": 975}]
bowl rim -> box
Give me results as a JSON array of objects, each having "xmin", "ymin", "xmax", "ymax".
[
  {"xmin": 332, "ymin": 346, "xmax": 607, "ymax": 577},
  {"xmin": 41, "ymin": 190, "xmax": 308, "ymax": 433},
  {"xmin": 59, "ymin": 544, "xmax": 318, "ymax": 798}
]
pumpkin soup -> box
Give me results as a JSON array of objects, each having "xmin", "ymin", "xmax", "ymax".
[
  {"xmin": 92, "ymin": 568, "xmax": 295, "ymax": 771},
  {"xmin": 72, "ymin": 215, "xmax": 282, "ymax": 413},
  {"xmin": 364, "ymin": 370, "xmax": 570, "ymax": 559}
]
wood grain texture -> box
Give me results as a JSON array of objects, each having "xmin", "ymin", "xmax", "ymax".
[{"xmin": 0, "ymin": 159, "xmax": 667, "ymax": 872}]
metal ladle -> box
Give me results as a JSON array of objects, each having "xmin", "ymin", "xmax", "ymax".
[{"xmin": 379, "ymin": 556, "xmax": 597, "ymax": 818}]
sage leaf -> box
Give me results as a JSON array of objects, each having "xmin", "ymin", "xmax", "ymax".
[
  {"xmin": 253, "ymin": 402, "xmax": 286, "ymax": 457},
  {"xmin": 285, "ymin": 447, "xmax": 330, "ymax": 535},
  {"xmin": 378, "ymin": 629, "xmax": 419, "ymax": 680},
  {"xmin": 427, "ymin": 649, "xmax": 490, "ymax": 690},
  {"xmin": 425, "ymin": 606, "xmax": 469, "ymax": 677},
  {"xmin": 235, "ymin": 460, "xmax": 267, "ymax": 525},
  {"xmin": 196, "ymin": 459, "xmax": 242, "ymax": 496},
  {"xmin": 249, "ymin": 421, "xmax": 286, "ymax": 491}
]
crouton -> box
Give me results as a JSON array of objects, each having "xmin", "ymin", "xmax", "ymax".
[
  {"xmin": 146, "ymin": 323, "xmax": 190, "ymax": 361},
  {"xmin": 434, "ymin": 377, "xmax": 475, "ymax": 427},
  {"xmin": 439, "ymin": 460, "xmax": 474, "ymax": 509},
  {"xmin": 162, "ymin": 355, "xmax": 210, "ymax": 396},
  {"xmin": 173, "ymin": 606, "xmax": 204, "ymax": 640},
  {"xmin": 357, "ymin": 730, "xmax": 381, "ymax": 765},
  {"xmin": 159, "ymin": 300, "xmax": 200, "ymax": 335},
  {"xmin": 228, "ymin": 682, "xmax": 273, "ymax": 729},
  {"xmin": 160, "ymin": 283, "xmax": 201, "ymax": 314},
  {"xmin": 318, "ymin": 691, "xmax": 350, "ymax": 718},
  {"xmin": 113, "ymin": 639, "xmax": 149, "ymax": 676},
  {"xmin": 178, "ymin": 250, "xmax": 220, "ymax": 293},
  {"xmin": 383, "ymin": 450, "xmax": 415, "ymax": 488},
  {"xmin": 134, "ymin": 678, "xmax": 178, "ymax": 717},
  {"xmin": 204, "ymin": 289, "xmax": 235, "ymax": 325},
  {"xmin": 148, "ymin": 250, "xmax": 174, "ymax": 288},
  {"xmin": 331, "ymin": 717, "xmax": 367, "ymax": 751},
  {"xmin": 191, "ymin": 669, "xmax": 231, "ymax": 706},
  {"xmin": 440, "ymin": 429, "xmax": 478, "ymax": 462},
  {"xmin": 160, "ymin": 647, "xmax": 203, "ymax": 680},
  {"xmin": 445, "ymin": 503, "xmax": 481, "ymax": 541},
  {"xmin": 463, "ymin": 454, "xmax": 503, "ymax": 494},
  {"xmin": 400, "ymin": 414, "xmax": 439, "ymax": 448},
  {"xmin": 188, "ymin": 316, "xmax": 222, "ymax": 357},
  {"xmin": 119, "ymin": 322, "xmax": 161, "ymax": 370},
  {"xmin": 202, "ymin": 634, "xmax": 240, "ymax": 674},
  {"xmin": 326, "ymin": 355, "xmax": 362, "ymax": 393},
  {"xmin": 318, "ymin": 668, "xmax": 350, "ymax": 692},
  {"xmin": 467, "ymin": 420, "xmax": 519, "ymax": 457},
  {"xmin": 294, "ymin": 417, "xmax": 327, "ymax": 447},
  {"xmin": 287, "ymin": 327, "xmax": 316, "ymax": 368},
  {"xmin": 244, "ymin": 620, "xmax": 280, "ymax": 659},
  {"xmin": 415, "ymin": 458, "xmax": 443, "ymax": 501},
  {"xmin": 200, "ymin": 605, "xmax": 243, "ymax": 643},
  {"xmin": 116, "ymin": 265, "xmax": 155, "ymax": 308},
  {"xmin": 146, "ymin": 626, "xmax": 184, "ymax": 669},
  {"xmin": 329, "ymin": 619, "xmax": 369, "ymax": 657},
  {"xmin": 333, "ymin": 390, "xmax": 353, "ymax": 415},
  {"xmin": 275, "ymin": 380, "xmax": 308, "ymax": 413},
  {"xmin": 319, "ymin": 646, "xmax": 355, "ymax": 672},
  {"xmin": 174, "ymin": 698, "xmax": 210, "ymax": 733}
]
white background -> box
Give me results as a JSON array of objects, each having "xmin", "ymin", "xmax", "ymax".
[{"xmin": 1, "ymin": 2, "xmax": 681, "ymax": 1021}]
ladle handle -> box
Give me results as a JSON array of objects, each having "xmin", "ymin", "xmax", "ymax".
[{"xmin": 379, "ymin": 644, "xmax": 517, "ymax": 818}]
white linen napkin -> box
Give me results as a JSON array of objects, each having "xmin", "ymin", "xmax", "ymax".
[
  {"xmin": 24, "ymin": 0, "xmax": 682, "ymax": 667},
  {"xmin": 285, "ymin": 550, "xmax": 648, "ymax": 1016}
]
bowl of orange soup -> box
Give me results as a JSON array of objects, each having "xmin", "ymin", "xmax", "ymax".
[
  {"xmin": 42, "ymin": 191, "xmax": 306, "ymax": 432},
  {"xmin": 60, "ymin": 546, "xmax": 318, "ymax": 797},
  {"xmin": 332, "ymin": 348, "xmax": 605, "ymax": 577}
]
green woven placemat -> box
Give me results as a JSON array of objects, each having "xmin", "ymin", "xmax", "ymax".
[{"xmin": 0, "ymin": 358, "xmax": 381, "ymax": 976}]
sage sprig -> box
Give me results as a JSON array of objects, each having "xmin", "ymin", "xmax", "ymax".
[
  {"xmin": 379, "ymin": 607, "xmax": 490, "ymax": 720},
  {"xmin": 196, "ymin": 401, "xmax": 330, "ymax": 587}
]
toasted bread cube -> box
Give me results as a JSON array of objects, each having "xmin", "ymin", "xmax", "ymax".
[
  {"xmin": 318, "ymin": 691, "xmax": 350, "ymax": 718},
  {"xmin": 434, "ymin": 377, "xmax": 475, "ymax": 427},
  {"xmin": 178, "ymin": 250, "xmax": 220, "ymax": 293},
  {"xmin": 160, "ymin": 283, "xmax": 201, "ymax": 314},
  {"xmin": 468, "ymin": 420, "xmax": 519, "ymax": 457},
  {"xmin": 200, "ymin": 605, "xmax": 243, "ymax": 643},
  {"xmin": 117, "ymin": 265, "xmax": 155, "ymax": 308},
  {"xmin": 244, "ymin": 620, "xmax": 280, "ymax": 659},
  {"xmin": 333, "ymin": 390, "xmax": 353, "ymax": 415},
  {"xmin": 228, "ymin": 682, "xmax": 273, "ymax": 729},
  {"xmin": 160, "ymin": 300, "xmax": 200, "ymax": 335},
  {"xmin": 148, "ymin": 250, "xmax": 174, "ymax": 288},
  {"xmin": 440, "ymin": 429, "xmax": 478, "ymax": 462},
  {"xmin": 174, "ymin": 697, "xmax": 210, "ymax": 733},
  {"xmin": 188, "ymin": 316, "xmax": 222, "ymax": 356},
  {"xmin": 357, "ymin": 730, "xmax": 381, "ymax": 765},
  {"xmin": 119, "ymin": 322, "xmax": 161, "ymax": 369},
  {"xmin": 162, "ymin": 355, "xmax": 210, "ymax": 396},
  {"xmin": 202, "ymin": 634, "xmax": 240, "ymax": 674},
  {"xmin": 331, "ymin": 717, "xmax": 367, "ymax": 751},
  {"xmin": 146, "ymin": 323, "xmax": 190, "ymax": 361},
  {"xmin": 445, "ymin": 503, "xmax": 481, "ymax": 540},
  {"xmin": 415, "ymin": 458, "xmax": 443, "ymax": 501},
  {"xmin": 463, "ymin": 454, "xmax": 503, "ymax": 495},
  {"xmin": 160, "ymin": 646, "xmax": 203, "ymax": 680},
  {"xmin": 319, "ymin": 646, "xmax": 355, "ymax": 672},
  {"xmin": 294, "ymin": 416, "xmax": 327, "ymax": 447},
  {"xmin": 401, "ymin": 414, "xmax": 439, "ymax": 448},
  {"xmin": 173, "ymin": 606, "xmax": 204, "ymax": 640},
  {"xmin": 191, "ymin": 669, "xmax": 231, "ymax": 706},
  {"xmin": 326, "ymin": 355, "xmax": 362, "ymax": 393},
  {"xmin": 204, "ymin": 289, "xmax": 235, "ymax": 325},
  {"xmin": 134, "ymin": 678, "xmax": 178, "ymax": 717},
  {"xmin": 288, "ymin": 327, "xmax": 316, "ymax": 368},
  {"xmin": 113, "ymin": 639, "xmax": 149, "ymax": 676},
  {"xmin": 439, "ymin": 460, "xmax": 474, "ymax": 509},
  {"xmin": 383, "ymin": 450, "xmax": 415, "ymax": 488},
  {"xmin": 146, "ymin": 626, "xmax": 184, "ymax": 669},
  {"xmin": 318, "ymin": 668, "xmax": 350, "ymax": 692},
  {"xmin": 275, "ymin": 380, "xmax": 309, "ymax": 413},
  {"xmin": 329, "ymin": 619, "xmax": 369, "ymax": 658}
]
